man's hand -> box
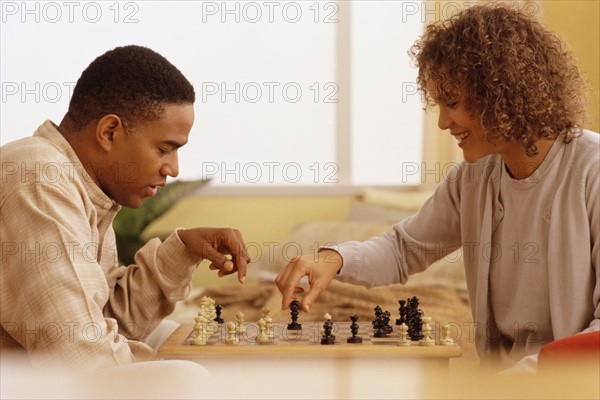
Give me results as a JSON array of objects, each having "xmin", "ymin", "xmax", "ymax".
[
  {"xmin": 178, "ymin": 227, "xmax": 250, "ymax": 283},
  {"xmin": 274, "ymin": 249, "xmax": 343, "ymax": 312}
]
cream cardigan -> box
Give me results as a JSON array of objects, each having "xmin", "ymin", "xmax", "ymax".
[{"xmin": 337, "ymin": 130, "xmax": 599, "ymax": 368}]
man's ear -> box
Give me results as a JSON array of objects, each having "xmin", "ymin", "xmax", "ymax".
[{"xmin": 95, "ymin": 115, "xmax": 125, "ymax": 152}]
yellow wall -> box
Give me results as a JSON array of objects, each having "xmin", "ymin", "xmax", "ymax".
[{"xmin": 544, "ymin": 1, "xmax": 600, "ymax": 132}]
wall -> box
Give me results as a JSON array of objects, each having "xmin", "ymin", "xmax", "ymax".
[
  {"xmin": 544, "ymin": 0, "xmax": 600, "ymax": 132},
  {"xmin": 145, "ymin": 0, "xmax": 600, "ymax": 288}
]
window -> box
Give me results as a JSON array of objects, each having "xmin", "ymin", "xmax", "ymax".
[{"xmin": 1, "ymin": 1, "xmax": 424, "ymax": 187}]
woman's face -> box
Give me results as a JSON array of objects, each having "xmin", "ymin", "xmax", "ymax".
[{"xmin": 426, "ymin": 78, "xmax": 511, "ymax": 163}]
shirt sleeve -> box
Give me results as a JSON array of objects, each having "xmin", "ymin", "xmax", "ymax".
[
  {"xmin": 0, "ymin": 174, "xmax": 197, "ymax": 370},
  {"xmin": 102, "ymin": 229, "xmax": 200, "ymax": 341},
  {"xmin": 336, "ymin": 164, "xmax": 464, "ymax": 287}
]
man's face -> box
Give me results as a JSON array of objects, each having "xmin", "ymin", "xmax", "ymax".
[{"xmin": 103, "ymin": 104, "xmax": 194, "ymax": 208}]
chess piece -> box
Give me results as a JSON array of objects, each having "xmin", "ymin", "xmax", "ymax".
[
  {"xmin": 440, "ymin": 323, "xmax": 455, "ymax": 345},
  {"xmin": 225, "ymin": 321, "xmax": 238, "ymax": 344},
  {"xmin": 407, "ymin": 296, "xmax": 424, "ymax": 341},
  {"xmin": 347, "ymin": 315, "xmax": 363, "ymax": 344},
  {"xmin": 262, "ymin": 307, "xmax": 274, "ymax": 339},
  {"xmin": 191, "ymin": 312, "xmax": 209, "ymax": 345},
  {"xmin": 383, "ymin": 310, "xmax": 393, "ymax": 334},
  {"xmin": 374, "ymin": 313, "xmax": 387, "ymax": 338},
  {"xmin": 396, "ymin": 299, "xmax": 407, "ymax": 326},
  {"xmin": 287, "ymin": 300, "xmax": 302, "ymax": 330},
  {"xmin": 235, "ymin": 311, "xmax": 245, "ymax": 334},
  {"xmin": 372, "ymin": 305, "xmax": 383, "ymax": 331},
  {"xmin": 214, "ymin": 304, "xmax": 224, "ymax": 323},
  {"xmin": 321, "ymin": 313, "xmax": 335, "ymax": 345},
  {"xmin": 397, "ymin": 323, "xmax": 411, "ymax": 346},
  {"xmin": 199, "ymin": 296, "xmax": 219, "ymax": 337},
  {"xmin": 255, "ymin": 318, "xmax": 270, "ymax": 343},
  {"xmin": 419, "ymin": 316, "xmax": 435, "ymax": 346}
]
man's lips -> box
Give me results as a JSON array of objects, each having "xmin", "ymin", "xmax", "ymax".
[{"xmin": 145, "ymin": 183, "xmax": 164, "ymax": 196}]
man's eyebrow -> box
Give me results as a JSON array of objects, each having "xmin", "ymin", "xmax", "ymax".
[{"xmin": 162, "ymin": 140, "xmax": 187, "ymax": 148}]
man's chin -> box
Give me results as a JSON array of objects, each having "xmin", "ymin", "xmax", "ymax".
[{"xmin": 119, "ymin": 196, "xmax": 145, "ymax": 209}]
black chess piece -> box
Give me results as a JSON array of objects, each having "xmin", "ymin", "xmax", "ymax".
[
  {"xmin": 407, "ymin": 296, "xmax": 424, "ymax": 340},
  {"xmin": 373, "ymin": 313, "xmax": 388, "ymax": 338},
  {"xmin": 396, "ymin": 299, "xmax": 407, "ymax": 325},
  {"xmin": 383, "ymin": 310, "xmax": 393, "ymax": 334},
  {"xmin": 372, "ymin": 305, "xmax": 383, "ymax": 331},
  {"xmin": 287, "ymin": 300, "xmax": 302, "ymax": 330},
  {"xmin": 214, "ymin": 304, "xmax": 224, "ymax": 324},
  {"xmin": 347, "ymin": 315, "xmax": 363, "ymax": 344},
  {"xmin": 321, "ymin": 318, "xmax": 336, "ymax": 345}
]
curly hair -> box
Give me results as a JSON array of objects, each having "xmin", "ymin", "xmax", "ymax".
[
  {"xmin": 409, "ymin": 4, "xmax": 588, "ymax": 156},
  {"xmin": 63, "ymin": 45, "xmax": 195, "ymax": 131}
]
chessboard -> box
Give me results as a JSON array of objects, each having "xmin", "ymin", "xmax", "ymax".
[{"xmin": 158, "ymin": 321, "xmax": 462, "ymax": 361}]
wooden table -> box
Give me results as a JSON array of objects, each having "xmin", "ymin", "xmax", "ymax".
[{"xmin": 159, "ymin": 322, "xmax": 462, "ymax": 399}]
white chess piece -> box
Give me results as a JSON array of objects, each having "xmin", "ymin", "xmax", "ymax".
[
  {"xmin": 191, "ymin": 313, "xmax": 209, "ymax": 346},
  {"xmin": 261, "ymin": 307, "xmax": 274, "ymax": 339},
  {"xmin": 255, "ymin": 318, "xmax": 270, "ymax": 343},
  {"xmin": 235, "ymin": 311, "xmax": 245, "ymax": 334},
  {"xmin": 419, "ymin": 316, "xmax": 435, "ymax": 346},
  {"xmin": 225, "ymin": 321, "xmax": 238, "ymax": 344},
  {"xmin": 397, "ymin": 323, "xmax": 411, "ymax": 346},
  {"xmin": 440, "ymin": 323, "xmax": 455, "ymax": 345}
]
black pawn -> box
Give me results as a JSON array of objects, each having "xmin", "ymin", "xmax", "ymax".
[
  {"xmin": 287, "ymin": 300, "xmax": 302, "ymax": 330},
  {"xmin": 214, "ymin": 304, "xmax": 224, "ymax": 324},
  {"xmin": 321, "ymin": 319, "xmax": 336, "ymax": 345},
  {"xmin": 347, "ymin": 315, "xmax": 363, "ymax": 344}
]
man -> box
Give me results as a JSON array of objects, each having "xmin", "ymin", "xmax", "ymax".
[{"xmin": 0, "ymin": 45, "xmax": 248, "ymax": 375}]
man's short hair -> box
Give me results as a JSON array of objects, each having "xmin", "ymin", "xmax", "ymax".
[{"xmin": 64, "ymin": 45, "xmax": 195, "ymax": 130}]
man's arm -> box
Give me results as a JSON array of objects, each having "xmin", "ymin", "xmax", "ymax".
[
  {"xmin": 1, "ymin": 180, "xmax": 143, "ymax": 369},
  {"xmin": 103, "ymin": 226, "xmax": 249, "ymax": 341}
]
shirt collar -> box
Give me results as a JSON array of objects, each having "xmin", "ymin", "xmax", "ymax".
[{"xmin": 33, "ymin": 120, "xmax": 121, "ymax": 214}]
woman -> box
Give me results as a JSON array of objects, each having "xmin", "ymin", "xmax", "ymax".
[{"xmin": 275, "ymin": 4, "xmax": 599, "ymax": 372}]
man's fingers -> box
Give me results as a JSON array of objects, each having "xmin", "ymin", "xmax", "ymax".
[
  {"xmin": 203, "ymin": 246, "xmax": 233, "ymax": 273},
  {"xmin": 231, "ymin": 229, "xmax": 249, "ymax": 283}
]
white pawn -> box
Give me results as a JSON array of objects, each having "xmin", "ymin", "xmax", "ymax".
[
  {"xmin": 256, "ymin": 318, "xmax": 270, "ymax": 343},
  {"xmin": 419, "ymin": 316, "xmax": 435, "ymax": 346},
  {"xmin": 397, "ymin": 323, "xmax": 411, "ymax": 346},
  {"xmin": 225, "ymin": 321, "xmax": 238, "ymax": 344},
  {"xmin": 235, "ymin": 311, "xmax": 245, "ymax": 334},
  {"xmin": 261, "ymin": 307, "xmax": 274, "ymax": 339},
  {"xmin": 440, "ymin": 323, "xmax": 455, "ymax": 345}
]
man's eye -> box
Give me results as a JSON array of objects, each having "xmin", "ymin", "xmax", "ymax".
[
  {"xmin": 446, "ymin": 101, "xmax": 459, "ymax": 109},
  {"xmin": 158, "ymin": 147, "xmax": 169, "ymax": 155}
]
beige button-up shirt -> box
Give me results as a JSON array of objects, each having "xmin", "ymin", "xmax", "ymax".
[{"xmin": 1, "ymin": 121, "xmax": 200, "ymax": 370}]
